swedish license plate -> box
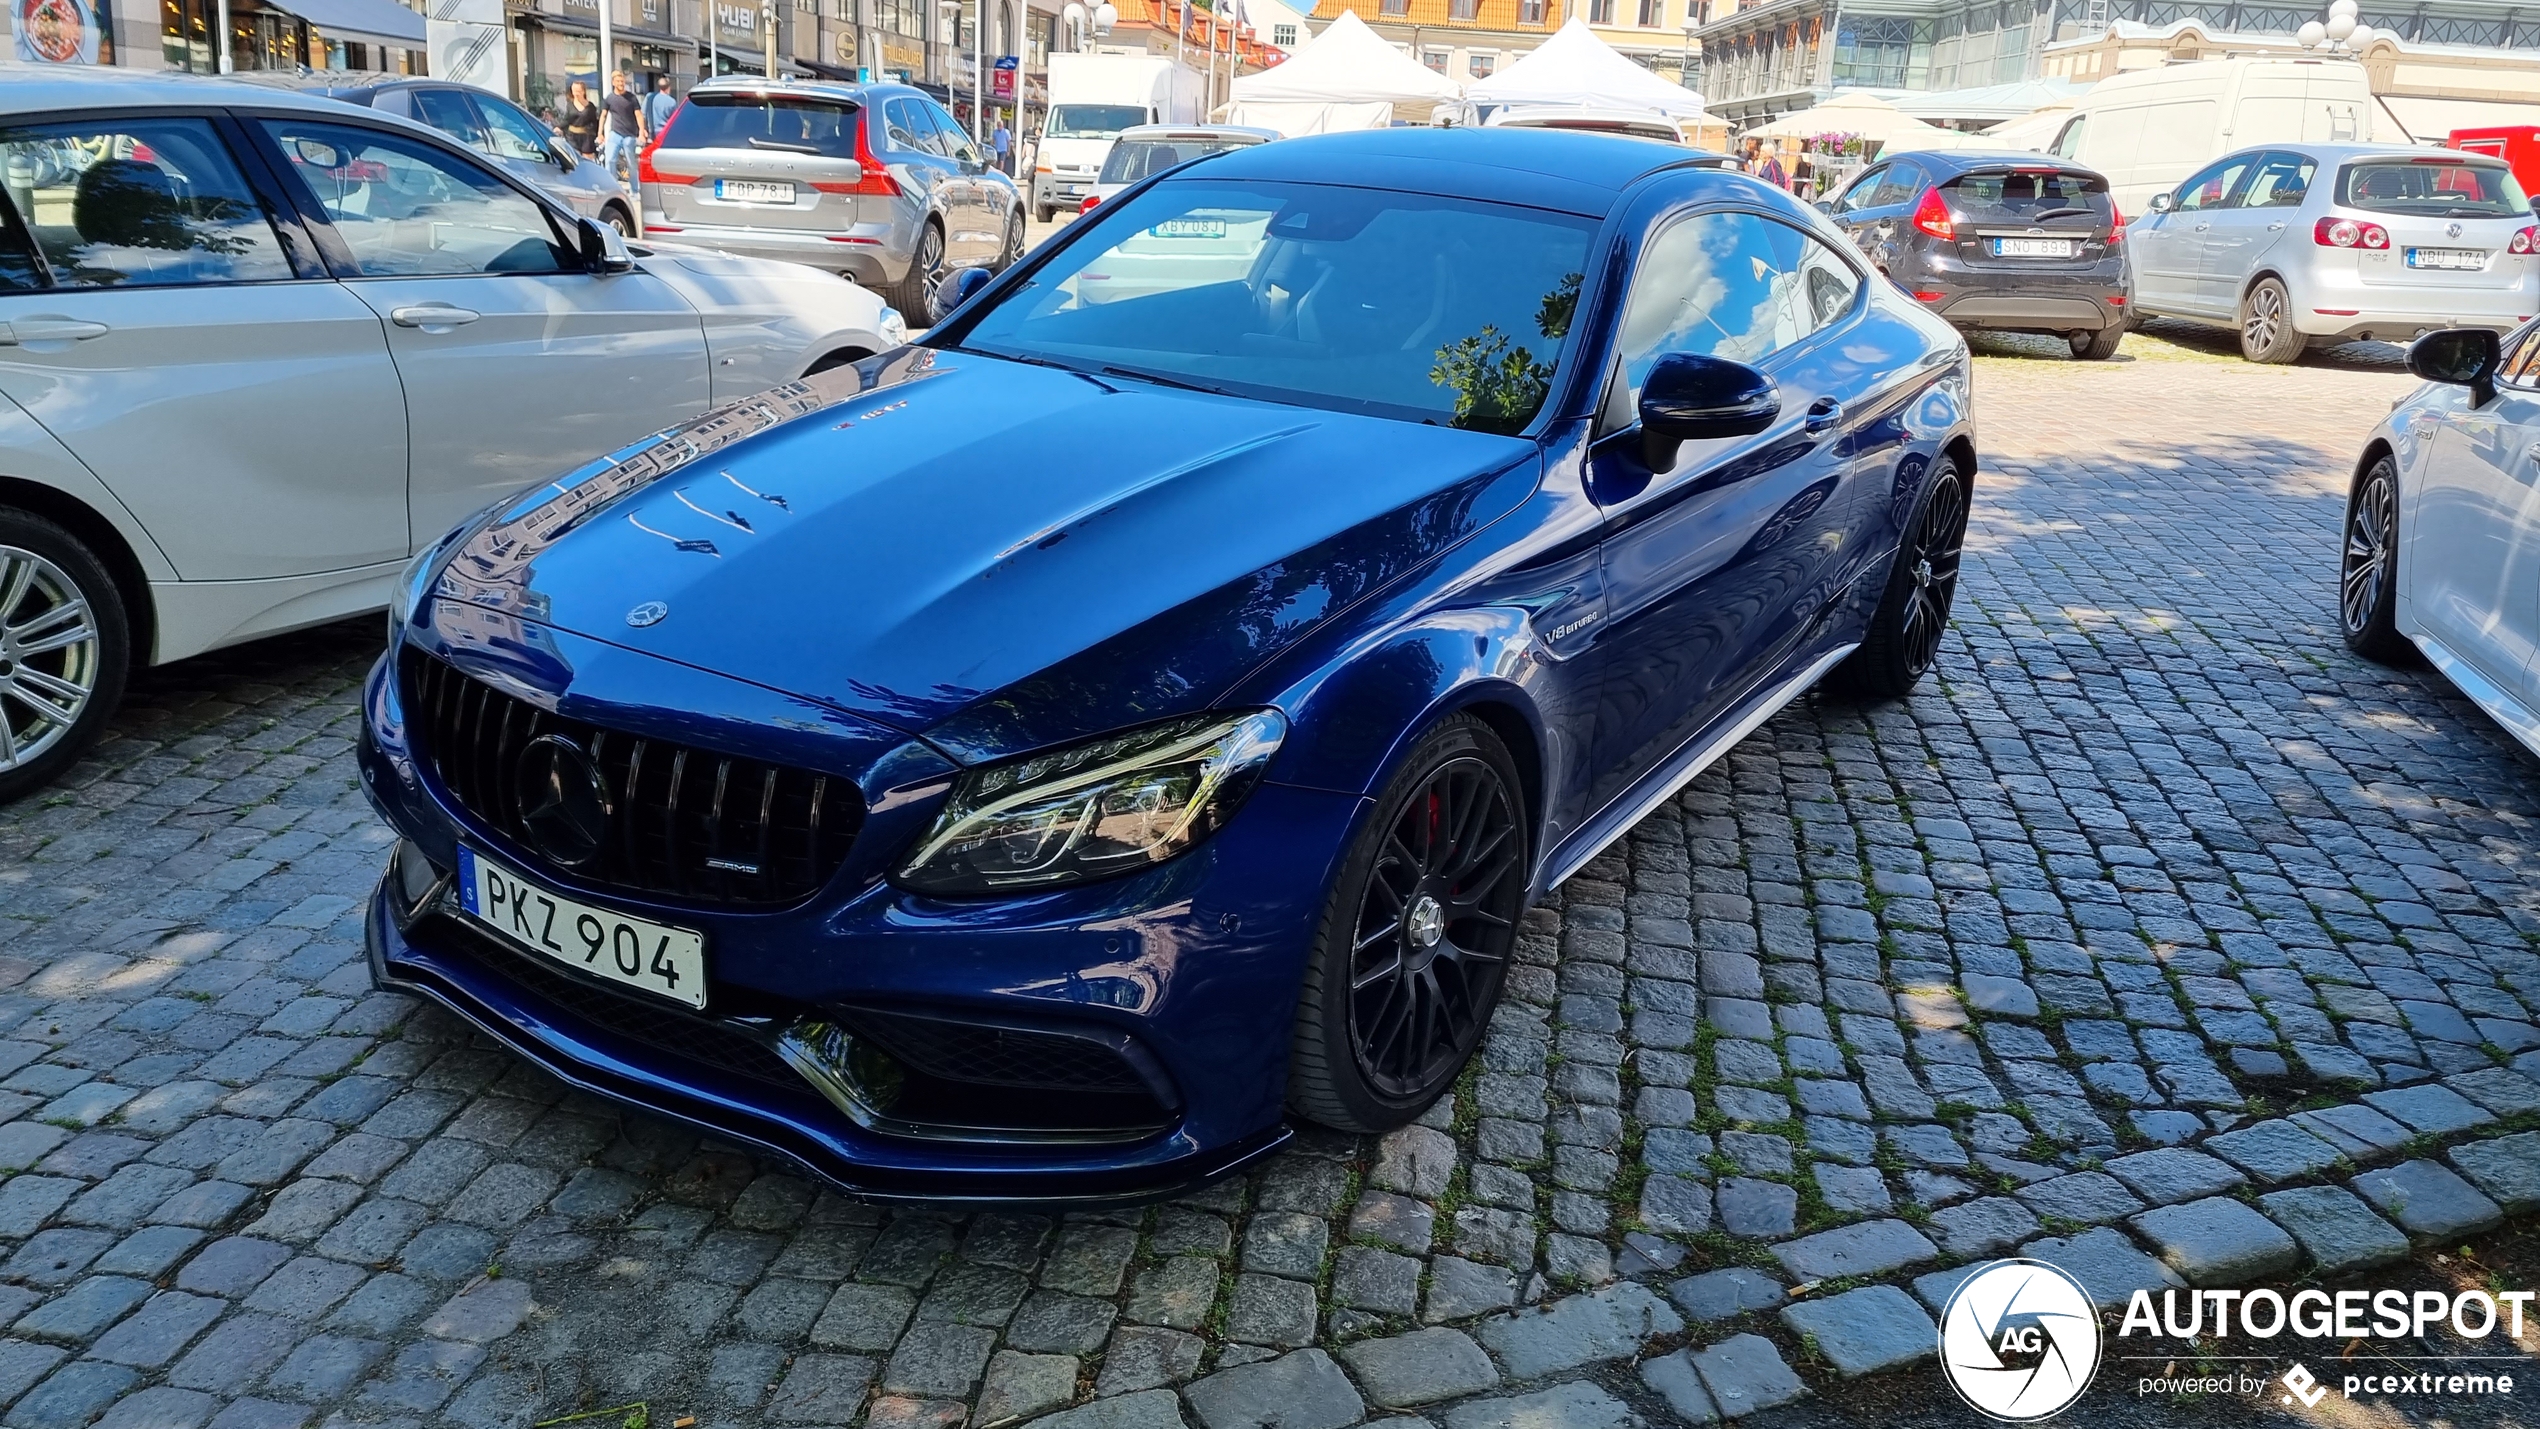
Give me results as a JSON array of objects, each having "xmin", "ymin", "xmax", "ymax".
[
  {"xmin": 455, "ymin": 846, "xmax": 708, "ymax": 1009},
  {"xmin": 1149, "ymin": 218, "xmax": 1226, "ymax": 239},
  {"xmin": 715, "ymin": 179, "xmax": 796, "ymax": 204},
  {"xmin": 2407, "ymin": 247, "xmax": 2487, "ymax": 271},
  {"xmin": 1992, "ymin": 237, "xmax": 2075, "ymax": 257}
]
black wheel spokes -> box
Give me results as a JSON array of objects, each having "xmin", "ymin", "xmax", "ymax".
[
  {"xmin": 1348, "ymin": 756, "xmax": 1523, "ymax": 1099},
  {"xmin": 1900, "ymin": 476, "xmax": 1968, "ymax": 674},
  {"xmin": 2341, "ymin": 476, "xmax": 2393, "ymax": 633}
]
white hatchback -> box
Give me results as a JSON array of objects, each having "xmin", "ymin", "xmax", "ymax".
[
  {"xmin": 0, "ymin": 66, "xmax": 905, "ymax": 799},
  {"xmin": 2341, "ymin": 325, "xmax": 2540, "ymax": 757}
]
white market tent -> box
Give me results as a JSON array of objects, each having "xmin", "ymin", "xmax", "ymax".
[
  {"xmin": 1742, "ymin": 90, "xmax": 1951, "ymax": 146},
  {"xmin": 1223, "ymin": 10, "xmax": 1461, "ymax": 136},
  {"xmin": 1464, "ymin": 17, "xmax": 1709, "ymax": 119}
]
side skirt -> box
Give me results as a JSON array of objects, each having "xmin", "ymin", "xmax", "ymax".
[
  {"xmin": 1536, "ymin": 639, "xmax": 1861, "ymax": 896},
  {"xmin": 2410, "ymin": 630, "xmax": 2540, "ymax": 760}
]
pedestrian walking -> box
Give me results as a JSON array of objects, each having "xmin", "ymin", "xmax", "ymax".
[
  {"xmin": 643, "ymin": 75, "xmax": 678, "ymax": 139},
  {"xmin": 1739, "ymin": 135, "xmax": 1787, "ymax": 190},
  {"xmin": 991, "ymin": 117, "xmax": 1012, "ymax": 176},
  {"xmin": 601, "ymin": 71, "xmax": 646, "ymax": 186},
  {"xmin": 559, "ymin": 80, "xmax": 601, "ymax": 158}
]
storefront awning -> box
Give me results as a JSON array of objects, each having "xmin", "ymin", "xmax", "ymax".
[
  {"xmin": 270, "ymin": 0, "xmax": 424, "ymax": 50},
  {"xmin": 516, "ymin": 11, "xmax": 688, "ymax": 48}
]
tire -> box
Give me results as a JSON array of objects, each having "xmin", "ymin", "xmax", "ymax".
[
  {"xmin": 2071, "ymin": 325, "xmax": 2123, "ymax": 360},
  {"xmin": 1825, "ymin": 455, "xmax": 1971, "ymax": 701},
  {"xmin": 1288, "ymin": 715, "xmax": 1527, "ymax": 1133},
  {"xmin": 0, "ymin": 509, "xmax": 130, "ymax": 805},
  {"xmin": 891, "ymin": 221, "xmax": 947, "ymax": 328},
  {"xmin": 602, "ymin": 203, "xmax": 638, "ymax": 238},
  {"xmin": 2340, "ymin": 453, "xmax": 2417, "ymax": 665},
  {"xmin": 1034, "ymin": 203, "xmax": 1055, "ymax": 224},
  {"xmin": 2239, "ymin": 276, "xmax": 2305, "ymax": 364},
  {"xmin": 993, "ymin": 210, "xmax": 1025, "ymax": 273}
]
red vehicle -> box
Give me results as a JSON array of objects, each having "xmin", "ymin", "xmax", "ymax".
[{"xmin": 2450, "ymin": 126, "xmax": 2540, "ymax": 205}]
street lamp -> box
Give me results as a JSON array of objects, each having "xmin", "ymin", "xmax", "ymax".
[{"xmin": 1680, "ymin": 18, "xmax": 1702, "ymax": 92}]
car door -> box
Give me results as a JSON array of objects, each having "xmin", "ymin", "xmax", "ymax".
[
  {"xmin": 0, "ymin": 112, "xmax": 409, "ymax": 581},
  {"xmin": 2198, "ymin": 148, "xmax": 2312, "ymax": 310},
  {"xmin": 1826, "ymin": 160, "xmax": 1914, "ymax": 270},
  {"xmin": 2410, "ymin": 330, "xmax": 2540, "ymax": 694},
  {"xmin": 916, "ymin": 99, "xmax": 990, "ymax": 263},
  {"xmin": 249, "ymin": 114, "xmax": 712, "ymax": 546},
  {"xmin": 2133, "ymin": 153, "xmax": 2253, "ymax": 314},
  {"xmin": 1583, "ymin": 209, "xmax": 1872, "ymax": 814}
]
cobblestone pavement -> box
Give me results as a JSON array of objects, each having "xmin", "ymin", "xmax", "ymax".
[{"xmin": 7, "ymin": 335, "xmax": 2540, "ymax": 1429}]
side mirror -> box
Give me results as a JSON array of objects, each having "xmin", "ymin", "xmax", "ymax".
[
  {"xmin": 1638, "ymin": 354, "xmax": 1780, "ymax": 469},
  {"xmin": 578, "ymin": 214, "xmax": 634, "ymax": 274},
  {"xmin": 1812, "ymin": 197, "xmax": 1836, "ymax": 214},
  {"xmin": 948, "ymin": 265, "xmax": 995, "ymax": 309},
  {"xmin": 2409, "ymin": 328, "xmax": 2501, "ymax": 407},
  {"xmin": 553, "ymin": 138, "xmax": 580, "ymax": 170},
  {"xmin": 2147, "ymin": 191, "xmax": 2175, "ymax": 214}
]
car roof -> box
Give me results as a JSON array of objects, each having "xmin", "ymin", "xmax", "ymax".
[
  {"xmin": 0, "ymin": 60, "xmax": 365, "ymax": 117},
  {"xmin": 2238, "ymin": 141, "xmax": 2508, "ymax": 166},
  {"xmin": 688, "ymin": 75, "xmax": 916, "ymax": 105},
  {"xmin": 1115, "ymin": 123, "xmax": 1280, "ymax": 143},
  {"xmin": 1912, "ymin": 148, "xmax": 2101, "ymax": 176},
  {"xmin": 1194, "ymin": 127, "xmax": 1718, "ymax": 216}
]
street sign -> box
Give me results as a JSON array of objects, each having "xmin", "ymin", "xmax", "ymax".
[{"xmin": 992, "ymin": 53, "xmax": 1017, "ymax": 99}]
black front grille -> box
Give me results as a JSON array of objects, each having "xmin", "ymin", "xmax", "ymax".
[
  {"xmin": 847, "ymin": 1008, "xmax": 1153, "ymax": 1094},
  {"xmin": 436, "ymin": 915, "xmax": 811, "ymax": 1092},
  {"xmin": 406, "ymin": 652, "xmax": 862, "ymax": 908}
]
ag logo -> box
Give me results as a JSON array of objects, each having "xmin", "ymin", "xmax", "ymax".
[{"xmin": 1939, "ymin": 1258, "xmax": 2102, "ymax": 1421}]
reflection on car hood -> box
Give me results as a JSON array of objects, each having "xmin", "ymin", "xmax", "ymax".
[{"xmin": 427, "ymin": 350, "xmax": 1537, "ymax": 761}]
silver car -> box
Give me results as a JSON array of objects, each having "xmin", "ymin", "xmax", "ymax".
[
  {"xmin": 2129, "ymin": 142, "xmax": 2539, "ymax": 363},
  {"xmin": 250, "ymin": 75, "xmax": 640, "ymax": 237},
  {"xmin": 642, "ymin": 77, "xmax": 1025, "ymax": 326},
  {"xmin": 1076, "ymin": 123, "xmax": 1278, "ymax": 214}
]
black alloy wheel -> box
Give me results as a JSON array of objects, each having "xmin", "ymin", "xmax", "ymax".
[
  {"xmin": 1827, "ymin": 457, "xmax": 1971, "ymax": 699},
  {"xmin": 1289, "ymin": 716, "xmax": 1526, "ymax": 1131},
  {"xmin": 2340, "ymin": 454, "xmax": 2414, "ymax": 664},
  {"xmin": 995, "ymin": 210, "xmax": 1025, "ymax": 272},
  {"xmin": 895, "ymin": 221, "xmax": 948, "ymax": 328},
  {"xmin": 603, "ymin": 204, "xmax": 638, "ymax": 238}
]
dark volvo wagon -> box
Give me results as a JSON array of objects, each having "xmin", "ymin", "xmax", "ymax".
[{"xmin": 361, "ymin": 127, "xmax": 1978, "ymax": 1202}]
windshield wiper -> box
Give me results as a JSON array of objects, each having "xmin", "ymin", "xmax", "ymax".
[
  {"xmin": 1100, "ymin": 364, "xmax": 1239, "ymax": 398},
  {"xmin": 746, "ymin": 136, "xmax": 823, "ymax": 154},
  {"xmin": 2034, "ymin": 206, "xmax": 2094, "ymax": 220},
  {"xmin": 950, "ymin": 345, "xmax": 1119, "ymax": 390}
]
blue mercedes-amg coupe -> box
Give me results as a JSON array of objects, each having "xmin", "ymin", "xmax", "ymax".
[{"xmin": 359, "ymin": 128, "xmax": 1977, "ymax": 1202}]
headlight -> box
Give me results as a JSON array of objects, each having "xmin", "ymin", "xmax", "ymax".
[
  {"xmin": 386, "ymin": 537, "xmax": 445, "ymax": 640},
  {"xmin": 895, "ymin": 709, "xmax": 1286, "ymax": 895},
  {"xmin": 879, "ymin": 306, "xmax": 909, "ymax": 347}
]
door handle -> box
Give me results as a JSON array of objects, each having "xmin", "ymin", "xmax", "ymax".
[
  {"xmin": 2267, "ymin": 222, "xmax": 2285, "ymax": 231},
  {"xmin": 2193, "ymin": 222, "xmax": 2211, "ymax": 232},
  {"xmin": 1805, "ymin": 397, "xmax": 1843, "ymax": 431},
  {"xmin": 390, "ymin": 305, "xmax": 482, "ymax": 328},
  {"xmin": 0, "ymin": 316, "xmax": 110, "ymax": 344}
]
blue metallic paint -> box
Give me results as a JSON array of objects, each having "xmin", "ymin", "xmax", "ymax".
[{"xmin": 360, "ymin": 129, "xmax": 1974, "ymax": 1202}]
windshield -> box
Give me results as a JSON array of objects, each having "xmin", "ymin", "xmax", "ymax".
[
  {"xmin": 1099, "ymin": 136, "xmax": 1257, "ymax": 184},
  {"xmin": 951, "ymin": 179, "xmax": 1595, "ymax": 434},
  {"xmin": 1942, "ymin": 169, "xmax": 2111, "ymax": 224},
  {"xmin": 2336, "ymin": 159, "xmax": 2527, "ymax": 218},
  {"xmin": 1048, "ymin": 104, "xmax": 1147, "ymax": 139},
  {"xmin": 661, "ymin": 94, "xmax": 860, "ymax": 157}
]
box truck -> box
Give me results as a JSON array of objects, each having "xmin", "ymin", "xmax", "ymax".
[
  {"xmin": 1033, "ymin": 51, "xmax": 1205, "ymax": 220},
  {"xmin": 2048, "ymin": 57, "xmax": 2376, "ymax": 215}
]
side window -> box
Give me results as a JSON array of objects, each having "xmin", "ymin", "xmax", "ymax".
[
  {"xmin": 1832, "ymin": 165, "xmax": 1888, "ymax": 215},
  {"xmin": 259, "ymin": 119, "xmax": 575, "ymax": 277},
  {"xmin": 1609, "ymin": 211, "xmax": 1850, "ymax": 418},
  {"xmin": 2235, "ymin": 151, "xmax": 2316, "ymax": 209},
  {"xmin": 0, "ymin": 118, "xmax": 294, "ymax": 288},
  {"xmin": 475, "ymin": 96, "xmax": 560, "ymax": 165},
  {"xmin": 1874, "ymin": 159, "xmax": 1924, "ymax": 206},
  {"xmin": 0, "ymin": 189, "xmax": 45, "ymax": 290},
  {"xmin": 2052, "ymin": 114, "xmax": 2085, "ymax": 159},
  {"xmin": 923, "ymin": 102, "xmax": 979, "ymax": 163},
  {"xmin": 884, "ymin": 98, "xmax": 931, "ymax": 154},
  {"xmin": 409, "ymin": 88, "xmax": 494, "ymax": 152},
  {"xmin": 2502, "ymin": 327, "xmax": 2540, "ymax": 389},
  {"xmin": 2174, "ymin": 154, "xmax": 2254, "ymax": 212}
]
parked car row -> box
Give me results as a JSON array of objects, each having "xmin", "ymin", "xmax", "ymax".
[{"xmin": 1816, "ymin": 138, "xmax": 2535, "ymax": 365}]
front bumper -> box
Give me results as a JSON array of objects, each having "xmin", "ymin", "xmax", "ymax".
[
  {"xmin": 1033, "ymin": 173, "xmax": 1096, "ymax": 208},
  {"xmin": 357, "ymin": 639, "xmax": 1359, "ymax": 1204}
]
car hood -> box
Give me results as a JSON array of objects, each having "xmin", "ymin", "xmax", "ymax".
[{"xmin": 426, "ymin": 350, "xmax": 1538, "ymax": 762}]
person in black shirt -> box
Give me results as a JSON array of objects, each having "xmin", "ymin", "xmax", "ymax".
[
  {"xmin": 558, "ymin": 80, "xmax": 601, "ymax": 158},
  {"xmin": 601, "ymin": 71, "xmax": 647, "ymax": 186}
]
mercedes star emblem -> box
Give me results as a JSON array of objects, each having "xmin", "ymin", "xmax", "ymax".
[
  {"xmin": 514, "ymin": 733, "xmax": 611, "ymax": 867},
  {"xmin": 627, "ymin": 600, "xmax": 669, "ymax": 627}
]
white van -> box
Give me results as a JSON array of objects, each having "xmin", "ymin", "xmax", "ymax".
[{"xmin": 2051, "ymin": 57, "xmax": 2377, "ymax": 214}]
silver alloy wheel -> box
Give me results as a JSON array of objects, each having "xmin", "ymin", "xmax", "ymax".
[
  {"xmin": 2243, "ymin": 283, "xmax": 2285, "ymax": 352},
  {"xmin": 0, "ymin": 544, "xmax": 102, "ymax": 772},
  {"xmin": 2342, "ymin": 468, "xmax": 2397, "ymax": 633}
]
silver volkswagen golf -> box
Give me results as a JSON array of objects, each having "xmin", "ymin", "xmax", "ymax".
[{"xmin": 2127, "ymin": 142, "xmax": 2538, "ymax": 363}]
